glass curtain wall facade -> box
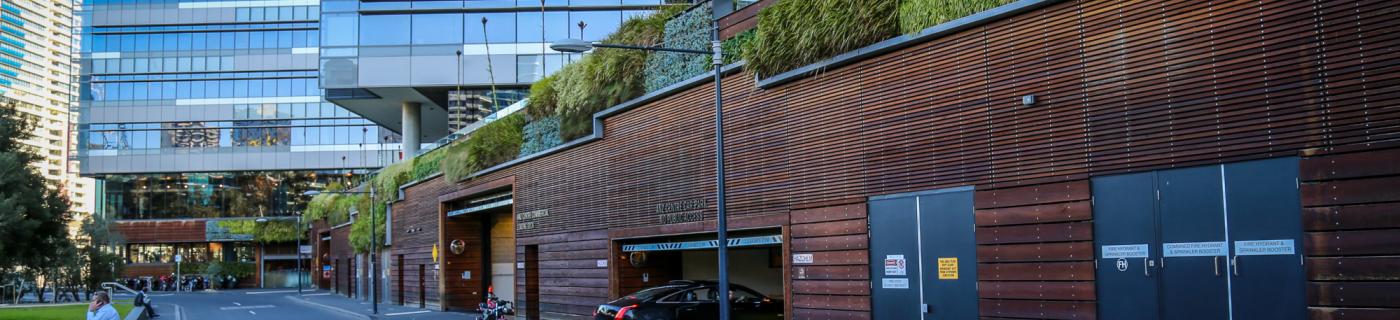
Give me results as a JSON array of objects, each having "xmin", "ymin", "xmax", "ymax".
[
  {"xmin": 319, "ymin": 0, "xmax": 677, "ymax": 142},
  {"xmin": 77, "ymin": 0, "xmax": 397, "ymax": 288},
  {"xmin": 77, "ymin": 0, "xmax": 395, "ymax": 222}
]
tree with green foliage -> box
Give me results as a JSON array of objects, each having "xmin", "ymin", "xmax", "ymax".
[
  {"xmin": 0, "ymin": 99, "xmax": 75, "ymax": 300},
  {"xmin": 79, "ymin": 213, "xmax": 125, "ymax": 299}
]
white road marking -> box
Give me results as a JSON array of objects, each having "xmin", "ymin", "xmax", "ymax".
[
  {"xmin": 232, "ymin": 302, "xmax": 242, "ymax": 306},
  {"xmin": 246, "ymin": 290, "xmax": 298, "ymax": 295},
  {"xmin": 300, "ymin": 293, "xmax": 331, "ymax": 296},
  {"xmin": 385, "ymin": 310, "xmax": 431, "ymax": 316},
  {"xmin": 249, "ymin": 310, "xmax": 257, "ymax": 315},
  {"xmin": 218, "ymin": 305, "xmax": 276, "ymax": 310}
]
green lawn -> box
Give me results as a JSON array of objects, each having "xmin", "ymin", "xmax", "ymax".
[{"xmin": 0, "ymin": 300, "xmax": 134, "ymax": 320}]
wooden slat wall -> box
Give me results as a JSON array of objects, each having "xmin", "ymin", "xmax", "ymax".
[
  {"xmin": 113, "ymin": 220, "xmax": 206, "ymax": 243},
  {"xmin": 388, "ymin": 0, "xmax": 1400, "ymax": 318},
  {"xmin": 1300, "ymin": 145, "xmax": 1400, "ymax": 319},
  {"xmin": 390, "ymin": 175, "xmax": 454, "ymax": 309},
  {"xmin": 788, "ymin": 202, "xmax": 870, "ymax": 319},
  {"xmin": 517, "ymin": 230, "xmax": 611, "ymax": 320},
  {"xmin": 975, "ymin": 181, "xmax": 1096, "ymax": 319}
]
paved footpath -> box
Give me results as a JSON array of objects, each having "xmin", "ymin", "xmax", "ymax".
[{"xmin": 134, "ymin": 289, "xmax": 475, "ymax": 320}]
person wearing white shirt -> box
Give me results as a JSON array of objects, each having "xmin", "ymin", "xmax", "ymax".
[{"xmin": 87, "ymin": 291, "xmax": 120, "ymax": 320}]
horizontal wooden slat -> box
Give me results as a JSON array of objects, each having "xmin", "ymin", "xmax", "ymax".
[
  {"xmin": 979, "ymin": 281, "xmax": 1096, "ymax": 301},
  {"xmin": 1308, "ymin": 307, "xmax": 1400, "ymax": 320},
  {"xmin": 791, "ymin": 219, "xmax": 867, "ymax": 238},
  {"xmin": 976, "ymin": 221, "xmax": 1093, "ymax": 245},
  {"xmin": 790, "ymin": 294, "xmax": 870, "ymax": 311},
  {"xmin": 1303, "ymin": 203, "xmax": 1400, "ymax": 231},
  {"xmin": 1309, "ymin": 282, "xmax": 1400, "ymax": 308},
  {"xmin": 979, "ymin": 261, "xmax": 1095, "ymax": 281},
  {"xmin": 975, "ymin": 181, "xmax": 1092, "ymax": 209},
  {"xmin": 977, "ymin": 299, "xmax": 1097, "ymax": 320},
  {"xmin": 1301, "ymin": 148, "xmax": 1400, "ymax": 181},
  {"xmin": 975, "ymin": 201, "xmax": 1093, "ymax": 227},
  {"xmin": 1301, "ymin": 176, "xmax": 1400, "ymax": 206},
  {"xmin": 791, "ymin": 280, "xmax": 870, "ymax": 296},
  {"xmin": 791, "ymin": 234, "xmax": 868, "ymax": 252},
  {"xmin": 792, "ymin": 308, "xmax": 871, "ymax": 320},
  {"xmin": 1308, "ymin": 256, "xmax": 1400, "ymax": 281},
  {"xmin": 792, "ymin": 265, "xmax": 870, "ymax": 280},
  {"xmin": 789, "ymin": 250, "xmax": 868, "ymax": 266},
  {"xmin": 977, "ymin": 242, "xmax": 1095, "ymax": 263},
  {"xmin": 1306, "ymin": 229, "xmax": 1400, "ymax": 256},
  {"xmin": 791, "ymin": 203, "xmax": 868, "ymax": 224}
]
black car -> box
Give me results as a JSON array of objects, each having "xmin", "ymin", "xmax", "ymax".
[{"xmin": 594, "ymin": 280, "xmax": 782, "ymax": 320}]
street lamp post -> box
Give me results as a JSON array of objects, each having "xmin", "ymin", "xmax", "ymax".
[
  {"xmin": 304, "ymin": 186, "xmax": 378, "ymax": 315},
  {"xmin": 551, "ymin": 19, "xmax": 730, "ymax": 320}
]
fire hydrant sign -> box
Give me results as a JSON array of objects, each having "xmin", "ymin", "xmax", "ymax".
[
  {"xmin": 937, "ymin": 257, "xmax": 958, "ymax": 280},
  {"xmin": 884, "ymin": 255, "xmax": 907, "ymax": 276}
]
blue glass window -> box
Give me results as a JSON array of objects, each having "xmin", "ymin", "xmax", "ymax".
[
  {"xmin": 322, "ymin": 14, "xmax": 357, "ymax": 46},
  {"xmin": 465, "ymin": 12, "xmax": 514, "ymax": 44},
  {"xmin": 359, "ymin": 14, "xmax": 410, "ymax": 46},
  {"xmin": 412, "ymin": 13, "xmax": 463, "ymax": 45}
]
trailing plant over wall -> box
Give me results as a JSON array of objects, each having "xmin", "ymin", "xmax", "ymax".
[
  {"xmin": 442, "ymin": 113, "xmax": 528, "ymax": 181},
  {"xmin": 217, "ymin": 219, "xmax": 303, "ymax": 243},
  {"xmin": 644, "ymin": 1, "xmax": 712, "ymax": 92},
  {"xmin": 899, "ymin": 0, "xmax": 1013, "ymax": 33},
  {"xmin": 526, "ymin": 76, "xmax": 559, "ymax": 119},
  {"xmin": 348, "ymin": 200, "xmax": 386, "ymax": 253},
  {"xmin": 519, "ymin": 116, "xmax": 562, "ymax": 157},
  {"xmin": 745, "ymin": 0, "xmax": 899, "ymax": 78}
]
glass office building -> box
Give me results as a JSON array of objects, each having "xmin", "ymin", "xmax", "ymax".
[
  {"xmin": 319, "ymin": 0, "xmax": 679, "ymax": 143},
  {"xmin": 76, "ymin": 0, "xmax": 391, "ymax": 287}
]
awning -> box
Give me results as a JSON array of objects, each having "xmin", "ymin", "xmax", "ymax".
[
  {"xmin": 622, "ymin": 235, "xmax": 782, "ymax": 252},
  {"xmin": 446, "ymin": 192, "xmax": 513, "ymax": 217}
]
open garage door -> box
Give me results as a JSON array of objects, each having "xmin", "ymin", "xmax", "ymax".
[{"xmin": 616, "ymin": 232, "xmax": 786, "ymax": 303}]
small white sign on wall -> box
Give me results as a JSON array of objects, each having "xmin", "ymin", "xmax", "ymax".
[
  {"xmin": 596, "ymin": 259, "xmax": 608, "ymax": 268},
  {"xmin": 884, "ymin": 255, "xmax": 907, "ymax": 276},
  {"xmin": 881, "ymin": 278, "xmax": 909, "ymax": 289},
  {"xmin": 792, "ymin": 253, "xmax": 814, "ymax": 264},
  {"xmin": 517, "ymin": 262, "xmax": 525, "ymax": 269}
]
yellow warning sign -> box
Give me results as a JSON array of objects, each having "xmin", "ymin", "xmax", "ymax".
[
  {"xmin": 432, "ymin": 244, "xmax": 439, "ymax": 262},
  {"xmin": 937, "ymin": 257, "xmax": 958, "ymax": 280}
]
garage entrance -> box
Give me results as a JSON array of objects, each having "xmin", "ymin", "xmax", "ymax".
[
  {"xmin": 1093, "ymin": 157, "xmax": 1305, "ymax": 320},
  {"xmin": 443, "ymin": 191, "xmax": 516, "ymax": 309},
  {"xmin": 615, "ymin": 230, "xmax": 785, "ymax": 303}
]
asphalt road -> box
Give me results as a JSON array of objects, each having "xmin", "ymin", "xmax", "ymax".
[{"xmin": 145, "ymin": 290, "xmax": 361, "ymax": 320}]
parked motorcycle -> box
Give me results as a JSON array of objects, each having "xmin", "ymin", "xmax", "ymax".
[{"xmin": 477, "ymin": 286, "xmax": 514, "ymax": 320}]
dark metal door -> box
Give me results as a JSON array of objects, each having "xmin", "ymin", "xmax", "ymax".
[
  {"xmin": 918, "ymin": 189, "xmax": 977, "ymax": 319},
  {"xmin": 1157, "ymin": 166, "xmax": 1229, "ymax": 320},
  {"xmin": 1224, "ymin": 157, "xmax": 1305, "ymax": 320},
  {"xmin": 869, "ymin": 196, "xmax": 922, "ymax": 320},
  {"xmin": 1092, "ymin": 172, "xmax": 1160, "ymax": 320}
]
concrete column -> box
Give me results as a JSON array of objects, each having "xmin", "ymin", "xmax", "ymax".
[{"xmin": 401, "ymin": 102, "xmax": 422, "ymax": 158}]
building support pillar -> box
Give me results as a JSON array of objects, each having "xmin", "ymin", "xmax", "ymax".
[{"xmin": 401, "ymin": 102, "xmax": 422, "ymax": 158}]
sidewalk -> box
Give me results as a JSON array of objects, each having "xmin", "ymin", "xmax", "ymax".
[{"xmin": 288, "ymin": 290, "xmax": 477, "ymax": 320}]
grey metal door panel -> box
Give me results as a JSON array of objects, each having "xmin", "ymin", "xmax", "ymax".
[
  {"xmin": 869, "ymin": 196, "xmax": 922, "ymax": 320},
  {"xmin": 1092, "ymin": 172, "xmax": 1160, "ymax": 320},
  {"xmin": 918, "ymin": 190, "xmax": 977, "ymax": 319},
  {"xmin": 1224, "ymin": 157, "xmax": 1305, "ymax": 320},
  {"xmin": 1157, "ymin": 166, "xmax": 1230, "ymax": 320}
]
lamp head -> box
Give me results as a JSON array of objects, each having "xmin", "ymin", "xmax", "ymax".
[
  {"xmin": 550, "ymin": 38, "xmax": 593, "ymax": 53},
  {"xmin": 302, "ymin": 190, "xmax": 321, "ymax": 196},
  {"xmin": 255, "ymin": 218, "xmax": 270, "ymax": 223}
]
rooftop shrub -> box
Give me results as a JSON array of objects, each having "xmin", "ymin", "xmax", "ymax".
[
  {"xmin": 745, "ymin": 0, "xmax": 900, "ymax": 78},
  {"xmin": 442, "ymin": 113, "xmax": 528, "ymax": 182},
  {"xmin": 899, "ymin": 0, "xmax": 1013, "ymax": 33}
]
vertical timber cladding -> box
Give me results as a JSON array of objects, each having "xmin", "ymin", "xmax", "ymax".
[
  {"xmin": 1301, "ymin": 145, "xmax": 1400, "ymax": 318},
  {"xmin": 974, "ymin": 181, "xmax": 1096, "ymax": 319}
]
